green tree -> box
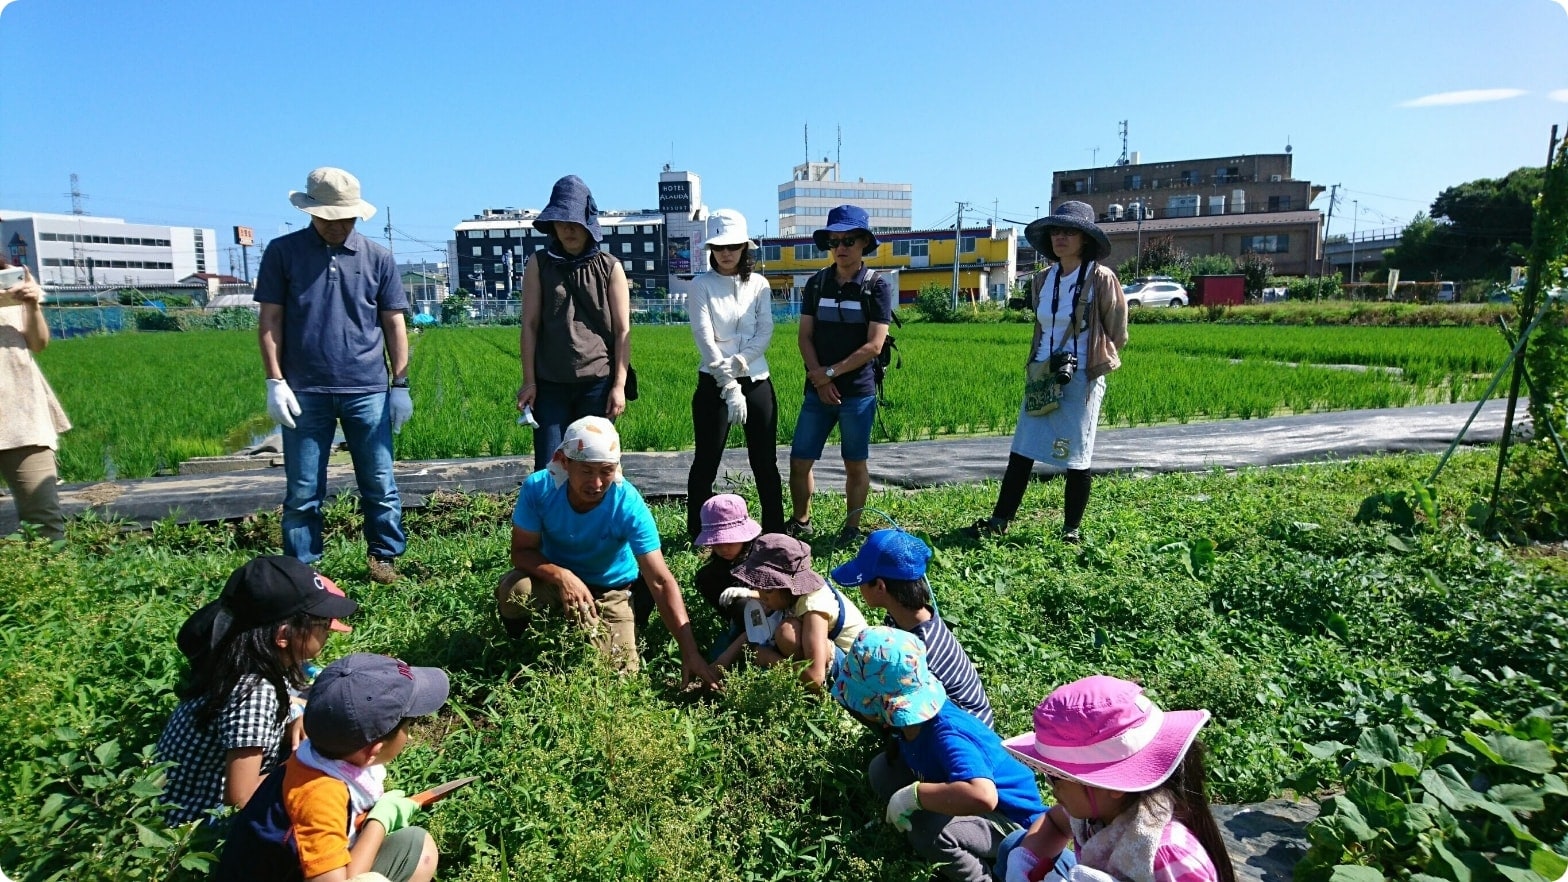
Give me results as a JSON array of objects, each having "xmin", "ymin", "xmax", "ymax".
[
  {"xmin": 441, "ymin": 290, "xmax": 473, "ymax": 325},
  {"xmin": 1386, "ymin": 167, "xmax": 1545, "ymax": 282}
]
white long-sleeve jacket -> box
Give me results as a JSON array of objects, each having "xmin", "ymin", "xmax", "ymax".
[{"xmin": 687, "ymin": 270, "xmax": 773, "ymax": 380}]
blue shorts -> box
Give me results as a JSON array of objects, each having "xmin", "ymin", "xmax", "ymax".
[{"xmin": 790, "ymin": 392, "xmax": 878, "ymax": 462}]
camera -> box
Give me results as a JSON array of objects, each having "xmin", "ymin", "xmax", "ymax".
[{"xmin": 1048, "ymin": 350, "xmax": 1077, "ymax": 386}]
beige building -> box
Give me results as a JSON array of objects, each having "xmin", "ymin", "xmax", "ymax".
[{"xmin": 1050, "ymin": 153, "xmax": 1326, "ymax": 275}]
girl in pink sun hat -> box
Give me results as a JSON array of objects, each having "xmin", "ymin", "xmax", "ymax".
[{"xmin": 997, "ymin": 676, "xmax": 1235, "ymax": 882}]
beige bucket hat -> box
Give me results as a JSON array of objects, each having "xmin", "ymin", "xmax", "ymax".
[{"xmin": 289, "ymin": 167, "xmax": 377, "ymax": 221}]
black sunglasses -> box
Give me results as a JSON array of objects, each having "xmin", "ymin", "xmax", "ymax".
[
  {"xmin": 710, "ymin": 243, "xmax": 745, "ymax": 253},
  {"xmin": 824, "ymin": 237, "xmax": 863, "ymax": 250}
]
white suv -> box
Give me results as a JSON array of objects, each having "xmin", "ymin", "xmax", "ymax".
[{"xmin": 1124, "ymin": 277, "xmax": 1188, "ymax": 308}]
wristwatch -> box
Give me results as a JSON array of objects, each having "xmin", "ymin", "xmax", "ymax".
[
  {"xmin": 824, "ymin": 366, "xmax": 837, "ymax": 379},
  {"xmin": 391, "ymin": 377, "xmax": 409, "ymax": 388}
]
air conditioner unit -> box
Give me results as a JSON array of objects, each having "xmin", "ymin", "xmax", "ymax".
[{"xmin": 1269, "ymin": 174, "xmax": 1282, "ymax": 182}]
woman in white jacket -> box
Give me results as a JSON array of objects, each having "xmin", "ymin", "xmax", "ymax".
[{"xmin": 685, "ymin": 209, "xmax": 785, "ymax": 539}]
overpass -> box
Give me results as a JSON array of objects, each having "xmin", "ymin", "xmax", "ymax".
[{"xmin": 1323, "ymin": 227, "xmax": 1401, "ymax": 280}]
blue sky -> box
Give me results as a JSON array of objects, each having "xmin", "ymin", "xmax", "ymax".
[{"xmin": 2, "ymin": 0, "xmax": 1565, "ymax": 273}]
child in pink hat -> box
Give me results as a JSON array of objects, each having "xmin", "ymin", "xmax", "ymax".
[
  {"xmin": 998, "ymin": 676, "xmax": 1234, "ymax": 882},
  {"xmin": 690, "ymin": 494, "xmax": 768, "ymax": 657}
]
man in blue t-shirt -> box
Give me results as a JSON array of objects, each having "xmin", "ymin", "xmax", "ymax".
[
  {"xmin": 788, "ymin": 204, "xmax": 896, "ymax": 545},
  {"xmin": 255, "ymin": 167, "xmax": 411, "ymax": 585},
  {"xmin": 496, "ymin": 417, "xmax": 718, "ymax": 688}
]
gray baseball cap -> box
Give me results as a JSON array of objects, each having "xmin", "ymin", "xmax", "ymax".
[{"xmin": 305, "ymin": 653, "xmax": 449, "ymax": 756}]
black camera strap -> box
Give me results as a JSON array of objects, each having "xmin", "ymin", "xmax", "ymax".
[{"xmin": 1044, "ymin": 260, "xmax": 1093, "ymax": 358}]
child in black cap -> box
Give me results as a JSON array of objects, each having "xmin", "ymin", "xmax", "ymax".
[
  {"xmin": 156, "ymin": 555, "xmax": 359, "ymax": 826},
  {"xmin": 215, "ymin": 653, "xmax": 450, "ymax": 882}
]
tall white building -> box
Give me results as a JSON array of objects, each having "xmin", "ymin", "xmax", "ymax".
[
  {"xmin": 0, "ymin": 210, "xmax": 217, "ymax": 286},
  {"xmin": 777, "ymin": 160, "xmax": 912, "ymax": 236}
]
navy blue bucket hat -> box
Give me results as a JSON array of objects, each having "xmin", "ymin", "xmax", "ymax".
[
  {"xmin": 1025, "ymin": 201, "xmax": 1111, "ymax": 261},
  {"xmin": 535, "ymin": 175, "xmax": 604, "ymax": 243},
  {"xmin": 813, "ymin": 204, "xmax": 878, "ymax": 255}
]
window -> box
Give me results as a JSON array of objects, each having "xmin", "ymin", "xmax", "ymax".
[
  {"xmin": 623, "ymin": 260, "xmax": 633, "ymax": 271},
  {"xmin": 960, "ymin": 237, "xmax": 977, "ymax": 254},
  {"xmin": 472, "ymin": 247, "xmax": 481, "ymax": 256},
  {"xmin": 641, "ymin": 225, "xmax": 654, "ymax": 234},
  {"xmin": 761, "ymin": 244, "xmax": 781, "ymax": 261},
  {"xmin": 892, "ymin": 240, "xmax": 910, "ymax": 256},
  {"xmin": 910, "ymin": 240, "xmax": 929, "ymax": 258},
  {"xmin": 110, "ymin": 237, "xmax": 125, "ymax": 245},
  {"xmin": 794, "ymin": 244, "xmax": 818, "ymax": 260},
  {"xmin": 644, "ymin": 260, "xmax": 655, "ymax": 271},
  {"xmin": 1241, "ymin": 235, "xmax": 1290, "ymax": 254},
  {"xmin": 1124, "ymin": 174, "xmax": 1142, "ymax": 190},
  {"xmin": 1267, "ymin": 195, "xmax": 1292, "ymax": 212},
  {"xmin": 492, "ymin": 245, "xmax": 503, "ymax": 256},
  {"xmin": 643, "ymin": 241, "xmax": 654, "ymax": 253},
  {"xmin": 1181, "ymin": 170, "xmax": 1196, "ymax": 186},
  {"xmin": 494, "ymin": 263, "xmax": 505, "ymax": 273},
  {"xmin": 1060, "ymin": 179, "xmax": 1086, "ymax": 194},
  {"xmin": 489, "ymin": 229, "xmax": 506, "ymax": 238}
]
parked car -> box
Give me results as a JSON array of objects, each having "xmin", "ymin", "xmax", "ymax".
[{"xmin": 1123, "ymin": 277, "xmax": 1188, "ymax": 307}]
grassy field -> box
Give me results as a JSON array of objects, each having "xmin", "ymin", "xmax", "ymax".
[
  {"xmin": 1, "ymin": 450, "xmax": 1563, "ymax": 880},
  {"xmin": 37, "ymin": 323, "xmax": 1510, "ymax": 481}
]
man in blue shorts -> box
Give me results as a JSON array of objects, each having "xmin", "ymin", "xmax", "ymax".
[
  {"xmin": 495, "ymin": 416, "xmax": 718, "ymax": 688},
  {"xmin": 788, "ymin": 204, "xmax": 896, "ymax": 544}
]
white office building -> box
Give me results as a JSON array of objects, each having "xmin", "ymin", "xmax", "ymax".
[
  {"xmin": 1, "ymin": 210, "xmax": 217, "ymax": 287},
  {"xmin": 777, "ymin": 160, "xmax": 912, "ymax": 237}
]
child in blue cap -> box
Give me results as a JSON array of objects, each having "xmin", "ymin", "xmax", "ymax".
[{"xmin": 833, "ymin": 627, "xmax": 1046, "ymax": 882}]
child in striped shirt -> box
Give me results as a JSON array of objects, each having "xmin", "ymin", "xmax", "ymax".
[{"xmin": 998, "ymin": 676, "xmax": 1236, "ymax": 882}]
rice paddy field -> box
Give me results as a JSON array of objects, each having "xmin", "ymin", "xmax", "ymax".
[{"xmin": 35, "ymin": 322, "xmax": 1511, "ymax": 481}]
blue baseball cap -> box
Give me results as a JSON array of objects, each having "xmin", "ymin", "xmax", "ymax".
[
  {"xmin": 813, "ymin": 204, "xmax": 878, "ymax": 254},
  {"xmin": 831, "ymin": 529, "xmax": 932, "ymax": 587}
]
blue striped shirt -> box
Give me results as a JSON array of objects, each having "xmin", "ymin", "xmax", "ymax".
[{"xmin": 889, "ymin": 611, "xmax": 994, "ymax": 729}]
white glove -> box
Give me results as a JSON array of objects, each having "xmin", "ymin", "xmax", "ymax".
[
  {"xmin": 266, "ymin": 379, "xmax": 301, "ymax": 430},
  {"xmin": 1066, "ymin": 867, "xmax": 1116, "ymax": 882},
  {"xmin": 708, "ymin": 359, "xmax": 735, "ymax": 387},
  {"xmin": 718, "ymin": 587, "xmax": 758, "ymax": 608},
  {"xmin": 885, "ymin": 782, "xmax": 920, "ymax": 831},
  {"xmin": 389, "ymin": 386, "xmax": 413, "ymax": 434},
  {"xmin": 1005, "ymin": 845, "xmax": 1042, "ymax": 882},
  {"xmin": 725, "ymin": 354, "xmax": 749, "ymax": 379},
  {"xmin": 722, "ymin": 382, "xmax": 747, "ymax": 425}
]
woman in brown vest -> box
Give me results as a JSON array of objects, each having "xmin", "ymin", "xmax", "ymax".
[{"xmin": 517, "ymin": 175, "xmax": 632, "ymax": 472}]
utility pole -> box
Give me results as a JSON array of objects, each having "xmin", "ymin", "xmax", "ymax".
[
  {"xmin": 952, "ymin": 202, "xmax": 966, "ymax": 311},
  {"xmin": 1318, "ymin": 183, "xmax": 1340, "ymax": 292},
  {"xmin": 1116, "ymin": 120, "xmax": 1130, "ymax": 166},
  {"xmin": 1349, "ymin": 199, "xmax": 1359, "ymax": 284},
  {"xmin": 384, "ymin": 207, "xmax": 395, "ymax": 257}
]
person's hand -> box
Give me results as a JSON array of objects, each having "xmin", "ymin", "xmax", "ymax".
[
  {"xmin": 555, "ymin": 570, "xmax": 598, "ymax": 624},
  {"xmin": 681, "ymin": 648, "xmax": 721, "ymax": 691},
  {"xmin": 288, "ymin": 715, "xmax": 306, "ymax": 751},
  {"xmin": 1005, "ymin": 844, "xmax": 1041, "ymax": 882},
  {"xmin": 266, "ymin": 379, "xmax": 301, "ymax": 429},
  {"xmin": 885, "ymin": 781, "xmax": 920, "ymax": 831},
  {"xmin": 516, "ymin": 383, "xmax": 537, "ymax": 411},
  {"xmin": 2, "ymin": 267, "xmax": 44, "ymax": 307},
  {"xmin": 815, "ymin": 382, "xmax": 842, "ymax": 406},
  {"xmin": 725, "ymin": 354, "xmax": 749, "ymax": 379},
  {"xmin": 806, "ymin": 366, "xmax": 830, "ymax": 388},
  {"xmin": 1063, "ymin": 867, "xmax": 1116, "ymax": 882},
  {"xmin": 718, "ymin": 586, "xmax": 758, "ymax": 608},
  {"xmin": 707, "ymin": 359, "xmax": 735, "ymax": 387},
  {"xmin": 722, "ymin": 382, "xmax": 748, "ymax": 425},
  {"xmin": 365, "ymin": 791, "xmax": 419, "ymax": 833},
  {"xmin": 389, "ymin": 386, "xmax": 413, "ymax": 434},
  {"xmin": 606, "ymin": 385, "xmax": 627, "ymax": 419}
]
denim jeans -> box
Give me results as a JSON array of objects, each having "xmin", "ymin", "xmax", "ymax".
[
  {"xmin": 281, "ymin": 391, "xmax": 405, "ymax": 563},
  {"xmin": 532, "ymin": 376, "xmax": 613, "ymax": 471},
  {"xmin": 995, "ymin": 827, "xmax": 1077, "ymax": 881}
]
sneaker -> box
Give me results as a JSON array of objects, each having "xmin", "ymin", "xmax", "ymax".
[
  {"xmin": 835, "ymin": 525, "xmax": 860, "ymax": 546},
  {"xmin": 499, "ymin": 611, "xmax": 529, "ymax": 640},
  {"xmin": 783, "ymin": 518, "xmax": 811, "ymax": 539},
  {"xmin": 961, "ymin": 517, "xmax": 1007, "ymax": 539},
  {"xmin": 367, "ymin": 555, "xmax": 398, "ymax": 584},
  {"xmin": 1062, "ymin": 528, "xmax": 1083, "ymax": 545}
]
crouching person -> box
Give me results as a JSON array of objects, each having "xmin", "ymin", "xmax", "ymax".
[
  {"xmin": 214, "ymin": 654, "xmax": 450, "ymax": 882},
  {"xmin": 834, "ymin": 627, "xmax": 1047, "ymax": 882}
]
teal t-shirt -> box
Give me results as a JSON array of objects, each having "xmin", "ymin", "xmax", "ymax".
[{"xmin": 511, "ymin": 471, "xmax": 660, "ymax": 586}]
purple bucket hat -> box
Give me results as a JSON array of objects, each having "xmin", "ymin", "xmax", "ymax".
[
  {"xmin": 695, "ymin": 494, "xmax": 762, "ymax": 547},
  {"xmin": 731, "ymin": 534, "xmax": 823, "ymax": 595},
  {"xmin": 1002, "ymin": 675, "xmax": 1210, "ymax": 792},
  {"xmin": 831, "ymin": 626, "xmax": 947, "ymax": 727}
]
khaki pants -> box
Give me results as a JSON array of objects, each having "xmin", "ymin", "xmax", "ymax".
[
  {"xmin": 0, "ymin": 445, "xmax": 64, "ymax": 540},
  {"xmin": 496, "ymin": 569, "xmax": 641, "ymax": 672}
]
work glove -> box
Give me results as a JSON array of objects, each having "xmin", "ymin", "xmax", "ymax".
[
  {"xmin": 266, "ymin": 379, "xmax": 301, "ymax": 430},
  {"xmin": 722, "ymin": 381, "xmax": 747, "ymax": 425},
  {"xmin": 885, "ymin": 781, "xmax": 920, "ymax": 832},
  {"xmin": 365, "ymin": 790, "xmax": 419, "ymax": 833},
  {"xmin": 389, "ymin": 386, "xmax": 413, "ymax": 434},
  {"xmin": 1004, "ymin": 845, "xmax": 1041, "ymax": 882},
  {"xmin": 725, "ymin": 354, "xmax": 749, "ymax": 379},
  {"xmin": 707, "ymin": 360, "xmax": 734, "ymax": 387},
  {"xmin": 1061, "ymin": 867, "xmax": 1115, "ymax": 882},
  {"xmin": 718, "ymin": 586, "xmax": 758, "ymax": 608}
]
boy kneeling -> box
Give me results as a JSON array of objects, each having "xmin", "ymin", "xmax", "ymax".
[{"xmin": 215, "ymin": 654, "xmax": 450, "ymax": 882}]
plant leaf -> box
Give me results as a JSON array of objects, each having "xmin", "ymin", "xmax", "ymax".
[
  {"xmin": 1530, "ymin": 848, "xmax": 1567, "ymax": 882},
  {"xmin": 1463, "ymin": 731, "xmax": 1555, "ymax": 774},
  {"xmin": 1329, "ymin": 866, "xmax": 1386, "ymax": 882},
  {"xmin": 1487, "ymin": 783, "xmax": 1547, "ymax": 812}
]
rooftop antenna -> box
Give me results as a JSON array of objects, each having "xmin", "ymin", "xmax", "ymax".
[
  {"xmin": 804, "ymin": 123, "xmax": 809, "ymax": 165},
  {"xmin": 1285, "ymin": 136, "xmax": 1293, "ymax": 154},
  {"xmin": 836, "ymin": 124, "xmax": 842, "ymax": 168},
  {"xmin": 1116, "ymin": 120, "xmax": 1130, "ymax": 166},
  {"xmin": 67, "ymin": 173, "xmax": 88, "ymax": 215}
]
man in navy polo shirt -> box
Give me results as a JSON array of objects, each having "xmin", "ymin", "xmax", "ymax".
[
  {"xmin": 788, "ymin": 204, "xmax": 895, "ymax": 545},
  {"xmin": 255, "ymin": 167, "xmax": 411, "ymax": 585}
]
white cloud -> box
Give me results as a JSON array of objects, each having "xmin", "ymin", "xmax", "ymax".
[
  {"xmin": 1550, "ymin": 0, "xmax": 1568, "ymax": 18},
  {"xmin": 1400, "ymin": 89, "xmax": 1528, "ymax": 107},
  {"xmin": 1549, "ymin": 89, "xmax": 1568, "ymax": 103}
]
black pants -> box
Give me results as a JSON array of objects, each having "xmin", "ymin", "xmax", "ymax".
[
  {"xmin": 686, "ymin": 372, "xmax": 786, "ymax": 538},
  {"xmin": 991, "ymin": 453, "xmax": 1093, "ymax": 532}
]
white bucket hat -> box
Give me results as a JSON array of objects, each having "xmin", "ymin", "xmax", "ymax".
[
  {"xmin": 705, "ymin": 209, "xmax": 755, "ymax": 248},
  {"xmin": 289, "ymin": 167, "xmax": 377, "ymax": 221}
]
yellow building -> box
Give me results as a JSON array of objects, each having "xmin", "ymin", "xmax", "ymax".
[{"xmin": 756, "ymin": 225, "xmax": 1018, "ymax": 304}]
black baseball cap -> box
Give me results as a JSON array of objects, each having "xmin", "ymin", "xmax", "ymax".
[
  {"xmin": 305, "ymin": 653, "xmax": 450, "ymax": 756},
  {"xmin": 176, "ymin": 556, "xmax": 360, "ymax": 659}
]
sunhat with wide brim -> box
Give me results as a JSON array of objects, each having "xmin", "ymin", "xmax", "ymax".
[
  {"xmin": 705, "ymin": 209, "xmax": 756, "ymax": 249},
  {"xmin": 732, "ymin": 534, "xmax": 824, "ymax": 595},
  {"xmin": 695, "ymin": 493, "xmax": 763, "ymax": 546},
  {"xmin": 289, "ymin": 167, "xmax": 377, "ymax": 222},
  {"xmin": 1024, "ymin": 201, "xmax": 1111, "ymax": 261},
  {"xmin": 831, "ymin": 626, "xmax": 947, "ymax": 727},
  {"xmin": 534, "ymin": 174, "xmax": 604, "ymax": 244},
  {"xmin": 1002, "ymin": 675, "xmax": 1210, "ymax": 792},
  {"xmin": 812, "ymin": 204, "xmax": 879, "ymax": 254}
]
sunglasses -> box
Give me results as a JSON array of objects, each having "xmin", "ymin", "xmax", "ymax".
[
  {"xmin": 710, "ymin": 243, "xmax": 745, "ymax": 253},
  {"xmin": 824, "ymin": 237, "xmax": 863, "ymax": 250},
  {"xmin": 1048, "ymin": 228, "xmax": 1081, "ymax": 239}
]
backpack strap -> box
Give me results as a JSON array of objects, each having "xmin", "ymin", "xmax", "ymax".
[
  {"xmin": 859, "ymin": 271, "xmax": 902, "ymax": 327},
  {"xmin": 828, "ymin": 585, "xmax": 847, "ymax": 642}
]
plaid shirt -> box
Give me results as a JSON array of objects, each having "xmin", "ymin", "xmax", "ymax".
[{"xmin": 155, "ymin": 675, "xmax": 286, "ymax": 825}]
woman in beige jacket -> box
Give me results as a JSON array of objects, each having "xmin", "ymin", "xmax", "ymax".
[{"xmin": 965, "ymin": 202, "xmax": 1126, "ymax": 543}]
